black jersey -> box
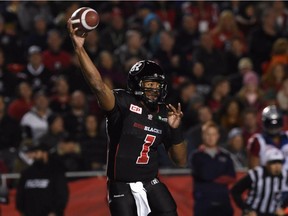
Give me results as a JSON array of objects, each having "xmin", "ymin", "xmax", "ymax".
[{"xmin": 106, "ymin": 90, "xmax": 172, "ymax": 182}]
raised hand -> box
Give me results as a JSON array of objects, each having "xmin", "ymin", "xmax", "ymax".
[
  {"xmin": 67, "ymin": 18, "xmax": 87, "ymax": 49},
  {"xmin": 167, "ymin": 103, "xmax": 183, "ymax": 129}
]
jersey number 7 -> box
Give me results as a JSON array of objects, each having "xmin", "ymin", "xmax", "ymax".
[{"xmin": 136, "ymin": 134, "xmax": 156, "ymax": 164}]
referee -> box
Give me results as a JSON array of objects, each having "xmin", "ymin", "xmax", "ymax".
[{"xmin": 231, "ymin": 148, "xmax": 288, "ymax": 216}]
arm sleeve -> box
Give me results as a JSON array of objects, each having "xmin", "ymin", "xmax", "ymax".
[
  {"xmin": 230, "ymin": 174, "xmax": 252, "ymax": 210},
  {"xmin": 162, "ymin": 105, "xmax": 184, "ymax": 150},
  {"xmin": 169, "ymin": 126, "xmax": 184, "ymax": 145},
  {"xmin": 106, "ymin": 90, "xmax": 130, "ymax": 121},
  {"xmin": 112, "ymin": 90, "xmax": 131, "ymax": 113}
]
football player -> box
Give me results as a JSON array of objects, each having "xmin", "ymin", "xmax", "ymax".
[
  {"xmin": 247, "ymin": 105, "xmax": 288, "ymax": 169},
  {"xmin": 68, "ymin": 19, "xmax": 187, "ymax": 216}
]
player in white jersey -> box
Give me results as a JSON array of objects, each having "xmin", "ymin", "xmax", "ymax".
[{"xmin": 247, "ymin": 105, "xmax": 288, "ymax": 169}]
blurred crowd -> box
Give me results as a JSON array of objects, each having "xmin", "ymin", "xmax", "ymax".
[{"xmin": 0, "ymin": 1, "xmax": 288, "ymax": 178}]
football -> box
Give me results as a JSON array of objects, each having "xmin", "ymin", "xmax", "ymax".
[{"xmin": 71, "ymin": 7, "xmax": 99, "ymax": 36}]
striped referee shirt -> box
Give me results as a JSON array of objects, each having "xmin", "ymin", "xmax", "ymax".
[{"xmin": 231, "ymin": 166, "xmax": 288, "ymax": 215}]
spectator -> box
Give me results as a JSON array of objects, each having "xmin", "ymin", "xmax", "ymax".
[
  {"xmin": 57, "ymin": 134, "xmax": 83, "ymax": 172},
  {"xmin": 63, "ymin": 90, "xmax": 87, "ymax": 139},
  {"xmin": 225, "ymin": 37, "xmax": 248, "ymax": 76},
  {"xmin": 210, "ymin": 10, "xmax": 245, "ymax": 51},
  {"xmin": 49, "ymin": 76, "xmax": 71, "ymax": 114},
  {"xmin": 181, "ymin": 1, "xmax": 219, "ymax": 31},
  {"xmin": 241, "ymin": 108, "xmax": 262, "ymax": 146},
  {"xmin": 191, "ymin": 121, "xmax": 236, "ymax": 216},
  {"xmin": 248, "ymin": 8, "xmax": 281, "ymax": 74},
  {"xmin": 42, "ymin": 29, "xmax": 72, "ymax": 74},
  {"xmin": 172, "ymin": 81, "xmax": 199, "ymax": 131},
  {"xmin": 143, "ymin": 13, "xmax": 163, "ymax": 55},
  {"xmin": 0, "ymin": 95, "xmax": 21, "ymax": 150},
  {"xmin": 186, "ymin": 61, "xmax": 211, "ymax": 96},
  {"xmin": 0, "ymin": 95, "xmax": 21, "ymax": 171},
  {"xmin": 154, "ymin": 30, "xmax": 183, "ymax": 78},
  {"xmin": 0, "ymin": 48, "xmax": 18, "ymax": 100},
  {"xmin": 231, "ymin": 148, "xmax": 288, "ymax": 216},
  {"xmin": 185, "ymin": 106, "xmax": 226, "ymax": 156},
  {"xmin": 78, "ymin": 114, "xmax": 107, "ymax": 170},
  {"xmin": 127, "ymin": 2, "xmax": 155, "ymax": 29},
  {"xmin": 24, "ymin": 15, "xmax": 49, "ymax": 50},
  {"xmin": 193, "ymin": 32, "xmax": 227, "ymax": 81},
  {"xmin": 206, "ymin": 75, "xmax": 230, "ymax": 114},
  {"xmin": 226, "ymin": 127, "xmax": 248, "ymax": 170},
  {"xmin": 235, "ymin": 2, "xmax": 258, "ymax": 35},
  {"xmin": 175, "ymin": 14, "xmax": 200, "ymax": 59},
  {"xmin": 100, "ymin": 8, "xmax": 126, "ymax": 52},
  {"xmin": 84, "ymin": 29, "xmax": 101, "ymax": 62},
  {"xmin": 263, "ymin": 37, "xmax": 288, "ymax": 75},
  {"xmin": 219, "ymin": 0, "xmax": 241, "ymax": 15},
  {"xmin": 62, "ymin": 53, "xmax": 93, "ymax": 95},
  {"xmin": 218, "ymin": 98, "xmax": 243, "ymax": 133},
  {"xmin": 20, "ymin": 91, "xmax": 52, "ymax": 144},
  {"xmin": 261, "ymin": 63, "xmax": 288, "ymax": 99},
  {"xmin": 38, "ymin": 114, "xmax": 66, "ymax": 153},
  {"xmin": 154, "ymin": 1, "xmax": 176, "ymax": 30},
  {"xmin": 53, "ymin": 2, "xmax": 80, "ymax": 31},
  {"xmin": 7, "ymin": 81, "xmax": 33, "ymax": 122},
  {"xmin": 114, "ymin": 29, "xmax": 150, "ymax": 73},
  {"xmin": 237, "ymin": 71, "xmax": 264, "ymax": 111},
  {"xmin": 277, "ymin": 78, "xmax": 288, "ymax": 114},
  {"xmin": 17, "ymin": 45, "xmax": 51, "ymax": 93},
  {"xmin": 0, "ymin": 10, "xmax": 25, "ymax": 65},
  {"xmin": 229, "ymin": 57, "xmax": 254, "ymax": 96},
  {"xmin": 271, "ymin": 0, "xmax": 288, "ymax": 35},
  {"xmin": 12, "ymin": 138, "xmax": 35, "ymax": 174},
  {"xmin": 16, "ymin": 141, "xmax": 69, "ymax": 216},
  {"xmin": 97, "ymin": 50, "xmax": 126, "ymax": 89},
  {"xmin": 17, "ymin": 1, "xmax": 53, "ymax": 33}
]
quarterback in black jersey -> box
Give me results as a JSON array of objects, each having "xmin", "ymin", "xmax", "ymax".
[{"xmin": 68, "ymin": 20, "xmax": 187, "ymax": 216}]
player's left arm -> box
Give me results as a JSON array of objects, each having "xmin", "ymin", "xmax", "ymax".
[{"xmin": 167, "ymin": 103, "xmax": 187, "ymax": 167}]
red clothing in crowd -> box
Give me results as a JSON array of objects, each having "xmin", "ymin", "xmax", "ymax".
[
  {"xmin": 42, "ymin": 50, "xmax": 72, "ymax": 74},
  {"xmin": 8, "ymin": 99, "xmax": 33, "ymax": 122}
]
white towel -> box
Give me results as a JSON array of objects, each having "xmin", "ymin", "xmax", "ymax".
[{"xmin": 129, "ymin": 182, "xmax": 151, "ymax": 216}]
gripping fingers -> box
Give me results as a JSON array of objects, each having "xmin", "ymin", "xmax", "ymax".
[
  {"xmin": 67, "ymin": 19, "xmax": 77, "ymax": 36},
  {"xmin": 67, "ymin": 19, "xmax": 73, "ymax": 32}
]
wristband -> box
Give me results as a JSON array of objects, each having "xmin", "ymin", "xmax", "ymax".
[{"xmin": 170, "ymin": 126, "xmax": 184, "ymax": 145}]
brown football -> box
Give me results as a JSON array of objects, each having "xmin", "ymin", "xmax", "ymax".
[{"xmin": 71, "ymin": 7, "xmax": 99, "ymax": 36}]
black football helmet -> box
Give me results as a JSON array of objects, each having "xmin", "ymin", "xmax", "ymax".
[
  {"xmin": 262, "ymin": 105, "xmax": 283, "ymax": 135},
  {"xmin": 127, "ymin": 60, "xmax": 167, "ymax": 108}
]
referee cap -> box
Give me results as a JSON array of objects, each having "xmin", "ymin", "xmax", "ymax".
[{"xmin": 264, "ymin": 148, "xmax": 284, "ymax": 164}]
